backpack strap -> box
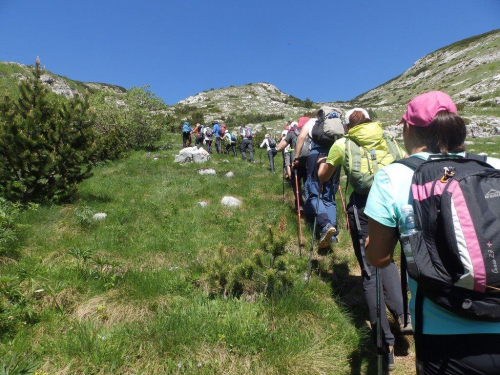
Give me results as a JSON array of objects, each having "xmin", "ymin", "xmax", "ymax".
[
  {"xmin": 464, "ymin": 152, "xmax": 488, "ymax": 163},
  {"xmin": 393, "ymin": 157, "xmax": 425, "ymax": 170}
]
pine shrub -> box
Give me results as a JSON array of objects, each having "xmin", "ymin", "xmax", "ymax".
[{"xmin": 0, "ymin": 58, "xmax": 96, "ymax": 203}]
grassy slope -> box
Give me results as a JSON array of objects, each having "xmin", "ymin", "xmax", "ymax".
[
  {"xmin": 3, "ymin": 133, "xmax": 499, "ymax": 374},
  {"xmin": 1, "ymin": 135, "xmax": 361, "ymax": 374}
]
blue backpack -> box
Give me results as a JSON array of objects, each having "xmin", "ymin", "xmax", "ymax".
[
  {"xmin": 245, "ymin": 127, "xmax": 253, "ymax": 139},
  {"xmin": 182, "ymin": 122, "xmax": 191, "ymax": 133},
  {"xmin": 230, "ymin": 134, "xmax": 237, "ymax": 142}
]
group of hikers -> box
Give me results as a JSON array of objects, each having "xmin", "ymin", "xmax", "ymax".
[
  {"xmin": 180, "ymin": 91, "xmax": 500, "ymax": 374},
  {"xmin": 182, "ymin": 119, "xmax": 284, "ymax": 170},
  {"xmin": 276, "ymin": 92, "xmax": 500, "ymax": 374},
  {"xmin": 181, "ymin": 120, "xmax": 256, "ymax": 162}
]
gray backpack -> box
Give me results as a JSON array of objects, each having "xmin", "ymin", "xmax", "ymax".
[{"xmin": 311, "ymin": 106, "xmax": 344, "ymax": 148}]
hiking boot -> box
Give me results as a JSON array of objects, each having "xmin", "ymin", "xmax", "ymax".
[
  {"xmin": 331, "ymin": 235, "xmax": 338, "ymax": 245},
  {"xmin": 318, "ymin": 224, "xmax": 338, "ymax": 248},
  {"xmin": 385, "ymin": 346, "xmax": 395, "ymax": 372},
  {"xmin": 398, "ymin": 314, "xmax": 413, "ymax": 335}
]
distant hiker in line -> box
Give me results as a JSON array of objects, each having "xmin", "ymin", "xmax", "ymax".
[
  {"xmin": 203, "ymin": 125, "xmax": 213, "ymax": 153},
  {"xmin": 181, "ymin": 121, "xmax": 193, "ymax": 148},
  {"xmin": 239, "ymin": 124, "xmax": 254, "ymax": 162},
  {"xmin": 212, "ymin": 121, "xmax": 222, "ymax": 154},
  {"xmin": 277, "ymin": 119, "xmax": 306, "ymax": 211},
  {"xmin": 318, "ymin": 108, "xmax": 408, "ymax": 371},
  {"xmin": 260, "ymin": 134, "xmax": 278, "ymax": 173},
  {"xmin": 224, "ymin": 131, "xmax": 237, "ymax": 156},
  {"xmin": 294, "ymin": 114, "xmax": 341, "ymax": 248},
  {"xmin": 366, "ymin": 92, "xmax": 500, "ymax": 375},
  {"xmin": 281, "ymin": 128, "xmax": 292, "ymax": 180},
  {"xmin": 192, "ymin": 123, "xmax": 204, "ymax": 148}
]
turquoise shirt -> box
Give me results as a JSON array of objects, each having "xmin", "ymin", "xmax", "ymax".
[{"xmin": 365, "ymin": 152, "xmax": 500, "ymax": 335}]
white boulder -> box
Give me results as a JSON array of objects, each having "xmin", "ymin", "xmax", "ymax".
[
  {"xmin": 174, "ymin": 147, "xmax": 210, "ymax": 163},
  {"xmin": 93, "ymin": 213, "xmax": 107, "ymax": 221},
  {"xmin": 199, "ymin": 168, "xmax": 216, "ymax": 175},
  {"xmin": 221, "ymin": 196, "xmax": 242, "ymax": 207}
]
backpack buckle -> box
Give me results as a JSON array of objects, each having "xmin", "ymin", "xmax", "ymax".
[{"xmin": 440, "ymin": 167, "xmax": 455, "ymax": 183}]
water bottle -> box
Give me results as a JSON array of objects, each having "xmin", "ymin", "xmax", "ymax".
[{"xmin": 400, "ymin": 204, "xmax": 417, "ymax": 263}]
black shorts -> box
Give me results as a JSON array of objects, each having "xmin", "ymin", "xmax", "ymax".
[{"xmin": 417, "ymin": 334, "xmax": 500, "ymax": 375}]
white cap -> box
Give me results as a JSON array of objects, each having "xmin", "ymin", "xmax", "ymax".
[{"xmin": 344, "ymin": 108, "xmax": 370, "ymax": 126}]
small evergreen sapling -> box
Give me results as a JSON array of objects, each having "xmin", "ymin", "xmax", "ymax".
[{"xmin": 205, "ymin": 216, "xmax": 294, "ymax": 298}]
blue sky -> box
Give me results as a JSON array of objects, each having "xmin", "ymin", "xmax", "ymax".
[{"xmin": 1, "ymin": 0, "xmax": 499, "ymax": 105}]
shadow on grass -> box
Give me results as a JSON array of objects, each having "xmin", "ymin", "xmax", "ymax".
[
  {"xmin": 312, "ymin": 253, "xmax": 411, "ymax": 375},
  {"xmin": 77, "ymin": 191, "xmax": 114, "ymax": 203}
]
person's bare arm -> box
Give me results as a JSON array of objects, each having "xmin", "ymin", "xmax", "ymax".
[
  {"xmin": 293, "ymin": 126, "xmax": 309, "ymax": 163},
  {"xmin": 366, "ymin": 218, "xmax": 399, "ymax": 268},
  {"xmin": 276, "ymin": 138, "xmax": 288, "ymax": 152},
  {"xmin": 318, "ymin": 161, "xmax": 337, "ymax": 183}
]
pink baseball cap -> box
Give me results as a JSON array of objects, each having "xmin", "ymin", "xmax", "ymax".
[{"xmin": 402, "ymin": 91, "xmax": 457, "ymax": 127}]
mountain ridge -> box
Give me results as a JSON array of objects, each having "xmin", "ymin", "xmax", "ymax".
[{"xmin": 1, "ymin": 29, "xmax": 499, "ymax": 137}]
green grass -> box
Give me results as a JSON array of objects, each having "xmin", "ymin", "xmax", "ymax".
[
  {"xmin": 3, "ymin": 134, "xmax": 499, "ymax": 374},
  {"xmin": 0, "ymin": 135, "xmax": 368, "ymax": 374}
]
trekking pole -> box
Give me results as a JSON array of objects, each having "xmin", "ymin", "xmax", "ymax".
[
  {"xmin": 376, "ymin": 267, "xmax": 383, "ymax": 375},
  {"xmin": 338, "ymin": 185, "xmax": 350, "ymax": 232},
  {"xmin": 294, "ymin": 171, "xmax": 303, "ymax": 256},
  {"xmin": 306, "ymin": 183, "xmax": 322, "ymax": 283},
  {"xmin": 282, "ymin": 159, "xmax": 286, "ymax": 203}
]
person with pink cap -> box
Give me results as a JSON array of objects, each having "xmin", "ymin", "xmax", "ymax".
[{"xmin": 365, "ymin": 91, "xmax": 500, "ymax": 374}]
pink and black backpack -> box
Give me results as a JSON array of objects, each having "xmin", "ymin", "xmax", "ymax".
[{"xmin": 397, "ymin": 154, "xmax": 500, "ymax": 329}]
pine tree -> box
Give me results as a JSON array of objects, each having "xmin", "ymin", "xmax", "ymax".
[{"xmin": 0, "ymin": 58, "xmax": 97, "ymax": 203}]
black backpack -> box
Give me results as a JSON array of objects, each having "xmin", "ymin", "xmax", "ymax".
[
  {"xmin": 268, "ymin": 138, "xmax": 277, "ymax": 148},
  {"xmin": 310, "ymin": 106, "xmax": 344, "ymax": 148},
  {"xmin": 396, "ymin": 154, "xmax": 500, "ymax": 331}
]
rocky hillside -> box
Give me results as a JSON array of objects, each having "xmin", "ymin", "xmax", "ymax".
[
  {"xmin": 177, "ymin": 82, "xmax": 328, "ymax": 120},
  {"xmin": 2, "ymin": 29, "xmax": 499, "ymax": 138},
  {"xmin": 0, "ymin": 61, "xmax": 126, "ymax": 99},
  {"xmin": 353, "ymin": 29, "xmax": 500, "ymax": 137}
]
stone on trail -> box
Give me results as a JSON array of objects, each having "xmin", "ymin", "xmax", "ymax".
[
  {"xmin": 93, "ymin": 213, "xmax": 107, "ymax": 221},
  {"xmin": 221, "ymin": 196, "xmax": 242, "ymax": 207},
  {"xmin": 225, "ymin": 172, "xmax": 234, "ymax": 178},
  {"xmin": 198, "ymin": 201, "xmax": 208, "ymax": 208},
  {"xmin": 199, "ymin": 168, "xmax": 216, "ymax": 175},
  {"xmin": 174, "ymin": 147, "xmax": 210, "ymax": 163}
]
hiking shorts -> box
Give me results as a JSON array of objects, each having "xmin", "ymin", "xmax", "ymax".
[
  {"xmin": 416, "ymin": 334, "xmax": 500, "ymax": 374},
  {"xmin": 284, "ymin": 152, "xmax": 291, "ymax": 167}
]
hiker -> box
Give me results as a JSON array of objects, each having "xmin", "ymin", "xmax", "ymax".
[
  {"xmin": 224, "ymin": 131, "xmax": 237, "ymax": 156},
  {"xmin": 203, "ymin": 125, "xmax": 213, "ymax": 153},
  {"xmin": 277, "ymin": 120, "xmax": 306, "ymax": 211},
  {"xmin": 294, "ymin": 113, "xmax": 341, "ymax": 248},
  {"xmin": 192, "ymin": 123, "xmax": 204, "ymax": 148},
  {"xmin": 318, "ymin": 108, "xmax": 408, "ymax": 371},
  {"xmin": 212, "ymin": 121, "xmax": 222, "ymax": 154},
  {"xmin": 365, "ymin": 92, "xmax": 500, "ymax": 374},
  {"xmin": 282, "ymin": 122, "xmax": 296, "ymax": 180},
  {"xmin": 239, "ymin": 124, "xmax": 254, "ymax": 162},
  {"xmin": 181, "ymin": 121, "xmax": 193, "ymax": 148},
  {"xmin": 260, "ymin": 134, "xmax": 278, "ymax": 173}
]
